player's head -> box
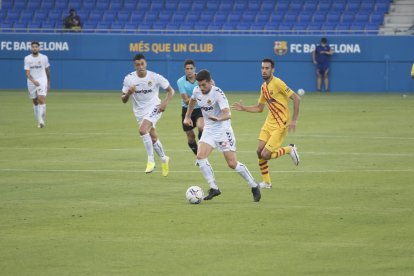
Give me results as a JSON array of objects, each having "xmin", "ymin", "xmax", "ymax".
[
  {"xmin": 320, "ymin": 37, "xmax": 328, "ymax": 45},
  {"xmin": 133, "ymin": 54, "xmax": 147, "ymax": 76},
  {"xmin": 69, "ymin": 8, "xmax": 76, "ymax": 16},
  {"xmin": 184, "ymin": 59, "xmax": 196, "ymax": 78},
  {"xmin": 195, "ymin": 69, "xmax": 212, "ymax": 94},
  {"xmin": 31, "ymin": 41, "xmax": 40, "ymax": 55},
  {"xmin": 261, "ymin": 58, "xmax": 275, "ymax": 81}
]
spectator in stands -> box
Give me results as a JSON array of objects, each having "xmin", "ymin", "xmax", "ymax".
[
  {"xmin": 312, "ymin": 37, "xmax": 334, "ymax": 94},
  {"xmin": 63, "ymin": 8, "xmax": 81, "ymax": 31},
  {"xmin": 411, "ymin": 63, "xmax": 414, "ymax": 79}
]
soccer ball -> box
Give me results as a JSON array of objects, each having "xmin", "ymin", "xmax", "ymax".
[
  {"xmin": 185, "ymin": 186, "xmax": 204, "ymax": 204},
  {"xmin": 297, "ymin": 88, "xmax": 305, "ymax": 96}
]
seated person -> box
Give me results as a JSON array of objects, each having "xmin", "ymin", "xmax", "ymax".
[{"xmin": 63, "ymin": 9, "xmax": 81, "ymax": 31}]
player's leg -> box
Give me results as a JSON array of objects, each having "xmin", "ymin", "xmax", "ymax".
[
  {"xmin": 195, "ymin": 111, "xmax": 204, "ymax": 140},
  {"xmin": 257, "ymin": 128, "xmax": 272, "ymax": 188},
  {"xmin": 262, "ymin": 128, "xmax": 299, "ymax": 166},
  {"xmin": 150, "ymin": 127, "xmax": 170, "ymax": 176},
  {"xmin": 182, "ymin": 107, "xmax": 198, "ymax": 155},
  {"xmin": 32, "ymin": 98, "xmax": 39, "ymax": 124},
  {"xmin": 139, "ymin": 119, "xmax": 156, "ymax": 173},
  {"xmin": 316, "ymin": 67, "xmax": 322, "ymax": 93},
  {"xmin": 324, "ymin": 68, "xmax": 330, "ymax": 93},
  {"xmin": 197, "ymin": 141, "xmax": 220, "ymax": 200}
]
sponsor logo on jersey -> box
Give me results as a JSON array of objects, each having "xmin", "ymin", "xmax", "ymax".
[
  {"xmin": 135, "ymin": 89, "xmax": 153, "ymax": 94},
  {"xmin": 148, "ymin": 81, "xmax": 152, "ymax": 87},
  {"xmin": 274, "ymin": 41, "xmax": 288, "ymax": 56},
  {"xmin": 201, "ymin": 106, "xmax": 214, "ymax": 111}
]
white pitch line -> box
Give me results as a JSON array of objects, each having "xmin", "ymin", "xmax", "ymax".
[{"xmin": 0, "ymin": 169, "xmax": 413, "ymax": 173}]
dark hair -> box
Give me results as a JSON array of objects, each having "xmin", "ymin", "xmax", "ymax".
[
  {"xmin": 195, "ymin": 69, "xmax": 211, "ymax": 82},
  {"xmin": 31, "ymin": 41, "xmax": 40, "ymax": 46},
  {"xmin": 184, "ymin": 59, "xmax": 195, "ymax": 67},
  {"xmin": 134, "ymin": 54, "xmax": 145, "ymax": 61},
  {"xmin": 321, "ymin": 37, "xmax": 328, "ymax": 44},
  {"xmin": 262, "ymin": 58, "xmax": 275, "ymax": 68}
]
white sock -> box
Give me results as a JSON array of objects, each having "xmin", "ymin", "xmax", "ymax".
[
  {"xmin": 33, "ymin": 104, "xmax": 38, "ymax": 121},
  {"xmin": 153, "ymin": 139, "xmax": 167, "ymax": 162},
  {"xmin": 141, "ymin": 133, "xmax": 154, "ymax": 163},
  {"xmin": 37, "ymin": 104, "xmax": 45, "ymax": 124},
  {"xmin": 198, "ymin": 158, "xmax": 218, "ymax": 190},
  {"xmin": 235, "ymin": 162, "xmax": 258, "ymax": 188}
]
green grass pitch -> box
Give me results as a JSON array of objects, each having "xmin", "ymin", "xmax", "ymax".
[{"xmin": 0, "ymin": 91, "xmax": 413, "ymax": 275}]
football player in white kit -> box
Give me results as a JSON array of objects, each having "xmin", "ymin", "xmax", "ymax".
[
  {"xmin": 24, "ymin": 41, "xmax": 51, "ymax": 128},
  {"xmin": 183, "ymin": 70, "xmax": 261, "ymax": 202},
  {"xmin": 121, "ymin": 54, "xmax": 175, "ymax": 176}
]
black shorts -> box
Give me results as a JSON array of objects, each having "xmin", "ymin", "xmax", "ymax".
[{"xmin": 181, "ymin": 107, "xmax": 203, "ymax": 132}]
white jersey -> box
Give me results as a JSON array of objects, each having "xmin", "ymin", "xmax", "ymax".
[
  {"xmin": 191, "ymin": 85, "xmax": 231, "ymax": 131},
  {"xmin": 24, "ymin": 53, "xmax": 49, "ymax": 83},
  {"xmin": 122, "ymin": 70, "xmax": 170, "ymax": 117}
]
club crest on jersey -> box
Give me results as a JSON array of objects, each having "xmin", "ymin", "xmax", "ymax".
[
  {"xmin": 207, "ymin": 99, "xmax": 212, "ymax": 105},
  {"xmin": 274, "ymin": 41, "xmax": 288, "ymax": 56},
  {"xmin": 147, "ymin": 81, "xmax": 152, "ymax": 87}
]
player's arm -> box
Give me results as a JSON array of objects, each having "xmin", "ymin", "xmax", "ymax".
[
  {"xmin": 45, "ymin": 67, "xmax": 51, "ymax": 90},
  {"xmin": 184, "ymin": 98, "xmax": 196, "ymax": 126},
  {"xmin": 312, "ymin": 50, "xmax": 317, "ymax": 64},
  {"xmin": 209, "ymin": 107, "xmax": 231, "ymax": 122},
  {"xmin": 121, "ymin": 86, "xmax": 135, "ymax": 103},
  {"xmin": 180, "ymin": 93, "xmax": 190, "ymax": 105},
  {"xmin": 159, "ymin": 85, "xmax": 175, "ymax": 112},
  {"xmin": 289, "ymin": 92, "xmax": 301, "ymax": 132},
  {"xmin": 232, "ymin": 100, "xmax": 265, "ymax": 113},
  {"xmin": 25, "ymin": 70, "xmax": 40, "ymax": 86},
  {"xmin": 411, "ymin": 63, "xmax": 414, "ymax": 79}
]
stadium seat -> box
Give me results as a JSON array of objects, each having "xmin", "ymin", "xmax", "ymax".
[
  {"xmin": 247, "ymin": 1, "xmax": 261, "ymax": 12},
  {"xmin": 270, "ymin": 12, "xmax": 284, "ymax": 24},
  {"xmin": 365, "ymin": 23, "xmax": 379, "ymax": 34},
  {"xmin": 7, "ymin": 10, "xmax": 20, "ymax": 22},
  {"xmin": 83, "ymin": 1, "xmax": 95, "ymax": 10},
  {"xmin": 360, "ymin": 2, "xmax": 375, "ymax": 12},
  {"xmin": 150, "ymin": 0, "xmax": 164, "ymax": 11},
  {"xmin": 124, "ymin": 22, "xmax": 138, "ymax": 31},
  {"xmin": 33, "ymin": 10, "xmax": 48, "ymax": 22},
  {"xmin": 0, "ymin": 22, "xmax": 13, "ymax": 32},
  {"xmin": 236, "ymin": 23, "xmax": 250, "ymax": 33},
  {"xmin": 152, "ymin": 22, "xmax": 166, "ymax": 30},
  {"xmin": 256, "ymin": 12, "xmax": 270, "ymax": 24},
  {"xmin": 207, "ymin": 23, "xmax": 222, "ymax": 31},
  {"xmin": 27, "ymin": 0, "xmax": 42, "ymax": 10},
  {"xmin": 191, "ymin": 0, "xmax": 206, "ymax": 11},
  {"xmin": 214, "ymin": 11, "xmax": 228, "ymax": 24},
  {"xmin": 228, "ymin": 12, "xmax": 242, "ymax": 24},
  {"xmin": 144, "ymin": 11, "xmax": 158, "ymax": 23},
  {"xmin": 48, "ymin": 10, "xmax": 62, "ymax": 23},
  {"xmin": 347, "ymin": 1, "xmax": 361, "ymax": 12},
  {"xmin": 28, "ymin": 22, "xmax": 41, "ymax": 31},
  {"xmin": 177, "ymin": 1, "xmax": 191, "ymax": 11},
  {"xmin": 260, "ymin": 0, "xmax": 275, "ymax": 12},
  {"xmin": 335, "ymin": 22, "xmax": 350, "ymax": 34},
  {"xmin": 370, "ymin": 12, "xmax": 384, "ymax": 25},
  {"xmin": 89, "ymin": 11, "xmax": 103, "ymax": 22},
  {"xmin": 312, "ymin": 12, "xmax": 326, "ymax": 23},
  {"xmin": 159, "ymin": 11, "xmax": 173, "ymax": 23},
  {"xmin": 41, "ymin": 21, "xmax": 55, "ymax": 31},
  {"xmin": 275, "ymin": 1, "xmax": 289, "ymax": 13},
  {"xmin": 172, "ymin": 11, "xmax": 186, "ymax": 23},
  {"xmin": 13, "ymin": 22, "xmax": 27, "ymax": 32},
  {"xmin": 326, "ymin": 12, "xmax": 341, "ymax": 23},
  {"xmin": 111, "ymin": 21, "xmax": 124, "ymax": 31},
  {"xmin": 293, "ymin": 23, "xmax": 307, "ymax": 34},
  {"xmin": 233, "ymin": 2, "xmax": 247, "ymax": 12},
  {"xmin": 331, "ymin": 1, "xmax": 346, "ymax": 12},
  {"xmin": 54, "ymin": 0, "xmax": 67, "ymax": 10},
  {"xmin": 199, "ymin": 11, "xmax": 214, "ymax": 23},
  {"xmin": 298, "ymin": 12, "xmax": 312, "ymax": 23},
  {"xmin": 375, "ymin": 2, "xmax": 390, "ymax": 13},
  {"xmin": 14, "ymin": 1, "xmax": 27, "ymax": 10},
  {"xmin": 206, "ymin": 1, "xmax": 219, "ymax": 11},
  {"xmin": 76, "ymin": 10, "xmax": 89, "ymax": 22},
  {"xmin": 165, "ymin": 0, "xmax": 178, "ymax": 10},
  {"xmin": 263, "ymin": 22, "xmax": 278, "ymax": 31},
  {"xmin": 355, "ymin": 12, "xmax": 370, "ymax": 23},
  {"xmin": 185, "ymin": 12, "xmax": 200, "ymax": 23},
  {"xmin": 242, "ymin": 11, "xmax": 256, "ymax": 23},
  {"xmin": 180, "ymin": 22, "xmax": 194, "ymax": 30},
  {"xmin": 278, "ymin": 23, "xmax": 293, "ymax": 34},
  {"xmin": 1, "ymin": 0, "xmax": 13, "ymax": 10},
  {"xmin": 83, "ymin": 22, "xmax": 97, "ymax": 31},
  {"xmin": 40, "ymin": 0, "xmax": 54, "ymax": 10},
  {"xmin": 96, "ymin": 0, "xmax": 110, "ymax": 11},
  {"xmin": 303, "ymin": 1, "xmax": 317, "ymax": 12},
  {"xmin": 341, "ymin": 12, "xmax": 355, "ymax": 23},
  {"xmin": 318, "ymin": 1, "xmax": 331, "ymax": 12},
  {"xmin": 350, "ymin": 22, "xmax": 365, "ymax": 34},
  {"xmin": 308, "ymin": 23, "xmax": 322, "ymax": 34},
  {"xmin": 284, "ymin": 12, "xmax": 298, "ymax": 24},
  {"xmin": 194, "ymin": 22, "xmax": 208, "ymax": 30},
  {"xmin": 321, "ymin": 22, "xmax": 336, "ymax": 34},
  {"xmin": 97, "ymin": 22, "xmax": 111, "ymax": 31},
  {"xmin": 219, "ymin": 2, "xmax": 233, "ymax": 12},
  {"xmin": 130, "ymin": 11, "xmax": 145, "ymax": 23},
  {"xmin": 222, "ymin": 23, "xmax": 235, "ymax": 31},
  {"xmin": 117, "ymin": 11, "xmax": 131, "ymax": 22},
  {"xmin": 166, "ymin": 22, "xmax": 180, "ymax": 30},
  {"xmin": 289, "ymin": 1, "xmax": 302, "ymax": 12},
  {"xmin": 102, "ymin": 11, "xmax": 116, "ymax": 22},
  {"xmin": 250, "ymin": 23, "xmax": 264, "ymax": 31},
  {"xmin": 68, "ymin": 0, "xmax": 81, "ymax": 10},
  {"xmin": 20, "ymin": 11, "xmax": 34, "ymax": 22}
]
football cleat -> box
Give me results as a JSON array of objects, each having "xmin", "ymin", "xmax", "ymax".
[
  {"xmin": 161, "ymin": 156, "xmax": 170, "ymax": 177},
  {"xmin": 38, "ymin": 123, "xmax": 45, "ymax": 128},
  {"xmin": 204, "ymin": 188, "xmax": 221, "ymax": 200},
  {"xmin": 289, "ymin": 144, "xmax": 300, "ymax": 166},
  {"xmin": 259, "ymin": 182, "xmax": 272, "ymax": 189},
  {"xmin": 251, "ymin": 186, "xmax": 261, "ymax": 202},
  {"xmin": 145, "ymin": 162, "xmax": 155, "ymax": 174}
]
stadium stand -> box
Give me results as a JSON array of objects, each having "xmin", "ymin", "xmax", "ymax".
[{"xmin": 0, "ymin": 0, "xmax": 393, "ymax": 34}]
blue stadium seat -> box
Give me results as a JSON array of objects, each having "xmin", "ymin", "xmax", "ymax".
[
  {"xmin": 321, "ymin": 22, "xmax": 336, "ymax": 34},
  {"xmin": 20, "ymin": 11, "xmax": 33, "ymax": 22},
  {"xmin": 97, "ymin": 22, "xmax": 111, "ymax": 31},
  {"xmin": 214, "ymin": 11, "xmax": 228, "ymax": 23},
  {"xmin": 0, "ymin": 22, "xmax": 13, "ymax": 32},
  {"xmin": 289, "ymin": 1, "xmax": 302, "ymax": 12},
  {"xmin": 110, "ymin": 0, "xmax": 123, "ymax": 11},
  {"xmin": 298, "ymin": 12, "xmax": 312, "ymax": 23},
  {"xmin": 186, "ymin": 12, "xmax": 200, "ymax": 23},
  {"xmin": 355, "ymin": 12, "xmax": 370, "ymax": 23},
  {"xmin": 159, "ymin": 11, "xmax": 173, "ymax": 23},
  {"xmin": 54, "ymin": 0, "xmax": 67, "ymax": 10},
  {"xmin": 228, "ymin": 12, "xmax": 242, "ymax": 24},
  {"xmin": 7, "ymin": 10, "xmax": 21, "ymax": 22},
  {"xmin": 222, "ymin": 23, "xmax": 235, "ymax": 31},
  {"xmin": 360, "ymin": 2, "xmax": 375, "ymax": 12},
  {"xmin": 335, "ymin": 22, "xmax": 350, "ymax": 34},
  {"xmin": 331, "ymin": 1, "xmax": 346, "ymax": 12},
  {"xmin": 96, "ymin": 0, "xmax": 110, "ymax": 10},
  {"xmin": 308, "ymin": 23, "xmax": 322, "ymax": 34},
  {"xmin": 89, "ymin": 11, "xmax": 103, "ymax": 22},
  {"xmin": 233, "ymin": 2, "xmax": 247, "ymax": 12},
  {"xmin": 199, "ymin": 11, "xmax": 214, "ymax": 23},
  {"xmin": 166, "ymin": 22, "xmax": 180, "ymax": 30},
  {"xmin": 152, "ymin": 22, "xmax": 166, "ymax": 30},
  {"xmin": 40, "ymin": 0, "xmax": 54, "ymax": 10},
  {"xmin": 303, "ymin": 1, "xmax": 318, "ymax": 12},
  {"xmin": 278, "ymin": 23, "xmax": 293, "ymax": 34},
  {"xmin": 219, "ymin": 2, "xmax": 233, "ymax": 12},
  {"xmin": 269, "ymin": 12, "xmax": 284, "ymax": 23},
  {"xmin": 83, "ymin": 22, "xmax": 97, "ymax": 31},
  {"xmin": 144, "ymin": 11, "xmax": 158, "ymax": 23},
  {"xmin": 250, "ymin": 23, "xmax": 264, "ymax": 31},
  {"xmin": 194, "ymin": 22, "xmax": 208, "ymax": 30},
  {"xmin": 256, "ymin": 12, "xmax": 270, "ymax": 24},
  {"xmin": 41, "ymin": 21, "xmax": 55, "ymax": 31},
  {"xmin": 263, "ymin": 22, "xmax": 278, "ymax": 31},
  {"xmin": 33, "ymin": 10, "xmax": 48, "ymax": 22},
  {"xmin": 28, "ymin": 22, "xmax": 41, "ymax": 31},
  {"xmin": 313, "ymin": 12, "xmax": 326, "ymax": 23},
  {"xmin": 117, "ymin": 11, "xmax": 131, "ymax": 22},
  {"xmin": 341, "ymin": 12, "xmax": 355, "ymax": 23},
  {"xmin": 206, "ymin": 1, "xmax": 219, "ymax": 11},
  {"xmin": 326, "ymin": 12, "xmax": 341, "ymax": 23},
  {"xmin": 180, "ymin": 22, "xmax": 194, "ymax": 30},
  {"xmin": 83, "ymin": 1, "xmax": 95, "ymax": 10},
  {"xmin": 1, "ymin": 0, "xmax": 13, "ymax": 10},
  {"xmin": 284, "ymin": 12, "xmax": 297, "ymax": 23},
  {"xmin": 177, "ymin": 1, "xmax": 191, "ymax": 11},
  {"xmin": 247, "ymin": 1, "xmax": 261, "ymax": 12},
  {"xmin": 242, "ymin": 11, "xmax": 256, "ymax": 23},
  {"xmin": 130, "ymin": 11, "xmax": 145, "ymax": 23},
  {"xmin": 191, "ymin": 0, "xmax": 206, "ymax": 11},
  {"xmin": 347, "ymin": 1, "xmax": 361, "ymax": 12},
  {"xmin": 370, "ymin": 12, "xmax": 384, "ymax": 25},
  {"xmin": 293, "ymin": 23, "xmax": 307, "ymax": 34},
  {"xmin": 76, "ymin": 10, "xmax": 89, "ymax": 22},
  {"xmin": 318, "ymin": 0, "xmax": 331, "ymax": 12},
  {"xmin": 350, "ymin": 22, "xmax": 364, "ymax": 34},
  {"xmin": 125, "ymin": 22, "xmax": 138, "ymax": 31},
  {"xmin": 236, "ymin": 23, "xmax": 250, "ymax": 33},
  {"xmin": 172, "ymin": 11, "xmax": 186, "ymax": 23},
  {"xmin": 375, "ymin": 2, "xmax": 389, "ymax": 13},
  {"xmin": 48, "ymin": 10, "xmax": 62, "ymax": 23},
  {"xmin": 14, "ymin": 22, "xmax": 27, "ymax": 32},
  {"xmin": 27, "ymin": 0, "xmax": 42, "ymax": 10},
  {"xmin": 68, "ymin": 0, "xmax": 82, "ymax": 10},
  {"xmin": 365, "ymin": 22, "xmax": 379, "ymax": 34},
  {"xmin": 111, "ymin": 21, "xmax": 124, "ymax": 31},
  {"xmin": 102, "ymin": 11, "xmax": 116, "ymax": 22},
  {"xmin": 207, "ymin": 23, "xmax": 222, "ymax": 31},
  {"xmin": 14, "ymin": 1, "xmax": 27, "ymax": 10},
  {"xmin": 150, "ymin": 0, "xmax": 164, "ymax": 11},
  {"xmin": 261, "ymin": 0, "xmax": 275, "ymax": 12},
  {"xmin": 165, "ymin": 0, "xmax": 178, "ymax": 10}
]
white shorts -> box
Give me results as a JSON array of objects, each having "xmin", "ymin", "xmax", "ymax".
[
  {"xmin": 134, "ymin": 104, "xmax": 162, "ymax": 128},
  {"xmin": 27, "ymin": 81, "xmax": 47, "ymax": 99},
  {"xmin": 199, "ymin": 127, "xmax": 236, "ymax": 152}
]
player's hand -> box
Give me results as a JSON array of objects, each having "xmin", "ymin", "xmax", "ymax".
[
  {"xmin": 289, "ymin": 120, "xmax": 297, "ymax": 133},
  {"xmin": 159, "ymin": 101, "xmax": 167, "ymax": 112},
  {"xmin": 33, "ymin": 80, "xmax": 40, "ymax": 86},
  {"xmin": 231, "ymin": 100, "xmax": 244, "ymax": 111},
  {"xmin": 208, "ymin": 115, "xmax": 219, "ymax": 121},
  {"xmin": 183, "ymin": 117, "xmax": 193, "ymax": 126},
  {"xmin": 127, "ymin": 86, "xmax": 135, "ymax": 95}
]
